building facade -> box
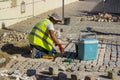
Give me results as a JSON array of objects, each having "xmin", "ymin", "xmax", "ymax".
[{"xmin": 0, "ymin": 0, "xmax": 77, "ymax": 28}]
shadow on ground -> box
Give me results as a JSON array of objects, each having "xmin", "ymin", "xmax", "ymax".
[
  {"xmin": 26, "ymin": 69, "xmax": 70, "ymax": 80},
  {"xmin": 73, "ymin": 0, "xmax": 120, "ymax": 17},
  {"xmin": 1, "ymin": 43, "xmax": 31, "ymax": 58},
  {"xmin": 99, "ymin": 75, "xmax": 110, "ymax": 79},
  {"xmin": 81, "ymin": 30, "xmax": 120, "ymax": 36},
  {"xmin": 1, "ymin": 43, "xmax": 77, "ymax": 59},
  {"xmin": 63, "ymin": 51, "xmax": 78, "ymax": 59}
]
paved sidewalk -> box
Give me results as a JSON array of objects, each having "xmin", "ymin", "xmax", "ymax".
[{"xmin": 0, "ymin": 0, "xmax": 120, "ymax": 80}]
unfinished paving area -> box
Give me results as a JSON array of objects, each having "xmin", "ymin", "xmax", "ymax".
[{"xmin": 0, "ymin": 0, "xmax": 120, "ymax": 80}]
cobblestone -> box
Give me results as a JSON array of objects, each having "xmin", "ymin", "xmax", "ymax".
[
  {"xmin": 98, "ymin": 66, "xmax": 106, "ymax": 72},
  {"xmin": 84, "ymin": 75, "xmax": 95, "ymax": 80},
  {"xmin": 116, "ymin": 61, "xmax": 120, "ymax": 67},
  {"xmin": 0, "ymin": 39, "xmax": 119, "ymax": 80},
  {"xmin": 92, "ymin": 66, "xmax": 99, "ymax": 72},
  {"xmin": 0, "ymin": 0, "xmax": 120, "ymax": 80},
  {"xmin": 58, "ymin": 72, "xmax": 67, "ymax": 80},
  {"xmin": 103, "ymin": 60, "xmax": 109, "ymax": 66},
  {"xmin": 71, "ymin": 74, "xmax": 77, "ymax": 80},
  {"xmin": 49, "ymin": 66, "xmax": 58, "ymax": 75}
]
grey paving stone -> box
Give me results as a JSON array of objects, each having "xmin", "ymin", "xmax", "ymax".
[
  {"xmin": 117, "ymin": 54, "xmax": 120, "ymax": 58},
  {"xmin": 103, "ymin": 60, "xmax": 109, "ymax": 66},
  {"xmin": 8, "ymin": 68, "xmax": 16, "ymax": 74},
  {"xmin": 116, "ymin": 61, "xmax": 120, "ymax": 67},
  {"xmin": 75, "ymin": 63, "xmax": 81, "ymax": 67},
  {"xmin": 111, "ymin": 57, "xmax": 117, "ymax": 62},
  {"xmin": 71, "ymin": 74, "xmax": 78, "ymax": 80},
  {"xmin": 27, "ymin": 61, "xmax": 35, "ymax": 65},
  {"xmin": 104, "ymin": 57, "xmax": 110, "ymax": 61},
  {"xmin": 31, "ymin": 65, "xmax": 39, "ymax": 69},
  {"xmin": 54, "ymin": 57, "xmax": 63, "ymax": 63},
  {"xmin": 22, "ymin": 63, "xmax": 30, "ymax": 69},
  {"xmin": 91, "ymin": 60, "xmax": 97, "ymax": 66},
  {"xmin": 109, "ymin": 61, "xmax": 116, "ymax": 67},
  {"xmin": 78, "ymin": 66, "xmax": 85, "ymax": 71},
  {"xmin": 98, "ymin": 66, "xmax": 106, "ymax": 72},
  {"xmin": 25, "ymin": 65, "xmax": 32, "ymax": 69},
  {"xmin": 86, "ymin": 61, "xmax": 92, "ymax": 65},
  {"xmin": 11, "ymin": 65, "xmax": 19, "ymax": 70},
  {"xmin": 27, "ymin": 62, "xmax": 32, "ymax": 65},
  {"xmin": 92, "ymin": 66, "xmax": 99, "ymax": 72},
  {"xmin": 29, "ymin": 75, "xmax": 37, "ymax": 80},
  {"xmin": 117, "ymin": 53, "xmax": 120, "ymax": 58},
  {"xmin": 65, "ymin": 65, "xmax": 72, "ymax": 70},
  {"xmin": 38, "ymin": 63, "xmax": 49, "ymax": 70},
  {"xmin": 69, "ymin": 63, "xmax": 76, "ymax": 67},
  {"xmin": 112, "ymin": 68, "xmax": 120, "ymax": 74},
  {"xmin": 49, "ymin": 66, "xmax": 58, "ymax": 75},
  {"xmin": 58, "ymin": 64, "xmax": 66, "ymax": 71},
  {"xmin": 12, "ymin": 62, "xmax": 21, "ymax": 68},
  {"xmin": 106, "ymin": 66, "xmax": 114, "ymax": 72},
  {"xmin": 117, "ymin": 57, "xmax": 120, "ymax": 61},
  {"xmin": 106, "ymin": 47, "xmax": 111, "ymax": 53},
  {"xmin": 117, "ymin": 46, "xmax": 120, "ymax": 52},
  {"xmin": 62, "ymin": 62, "xmax": 70, "ymax": 66},
  {"xmin": 86, "ymin": 68, "xmax": 93, "ymax": 72},
  {"xmin": 80, "ymin": 60, "xmax": 87, "ymax": 64},
  {"xmin": 79, "ymin": 65, "xmax": 85, "ymax": 68},
  {"xmin": 85, "ymin": 65, "xmax": 91, "ymax": 69},
  {"xmin": 71, "ymin": 66, "xmax": 78, "ymax": 71},
  {"xmin": 106, "ymin": 44, "xmax": 112, "ymax": 51},
  {"xmin": 73, "ymin": 59, "xmax": 80, "ymax": 63},
  {"xmin": 97, "ymin": 60, "xmax": 103, "ymax": 66},
  {"xmin": 100, "ymin": 45, "xmax": 106, "ymax": 53},
  {"xmin": 111, "ymin": 52, "xmax": 117, "ymax": 57},
  {"xmin": 26, "ymin": 69, "xmax": 36, "ymax": 76},
  {"xmin": 84, "ymin": 75, "xmax": 96, "ymax": 80},
  {"xmin": 8, "ymin": 60, "xmax": 18, "ymax": 68},
  {"xmin": 111, "ymin": 45, "xmax": 117, "ymax": 52},
  {"xmin": 97, "ymin": 48, "xmax": 105, "ymax": 66},
  {"xmin": 58, "ymin": 72, "xmax": 67, "ymax": 80}
]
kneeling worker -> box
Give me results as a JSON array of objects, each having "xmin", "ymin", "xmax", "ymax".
[{"xmin": 28, "ymin": 13, "xmax": 64, "ymax": 58}]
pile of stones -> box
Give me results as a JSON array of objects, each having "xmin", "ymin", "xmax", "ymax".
[
  {"xmin": 0, "ymin": 31, "xmax": 29, "ymax": 45},
  {"xmin": 0, "ymin": 67, "xmax": 119, "ymax": 80},
  {"xmin": 0, "ymin": 31, "xmax": 29, "ymax": 68},
  {"xmin": 80, "ymin": 13, "xmax": 120, "ymax": 22}
]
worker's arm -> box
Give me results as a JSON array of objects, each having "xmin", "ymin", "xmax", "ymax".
[
  {"xmin": 49, "ymin": 30, "xmax": 60, "ymax": 44},
  {"xmin": 49, "ymin": 30, "xmax": 64, "ymax": 53}
]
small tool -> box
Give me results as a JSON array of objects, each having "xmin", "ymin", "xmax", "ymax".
[
  {"xmin": 63, "ymin": 58, "xmax": 73, "ymax": 63},
  {"xmin": 53, "ymin": 39, "xmax": 73, "ymax": 62}
]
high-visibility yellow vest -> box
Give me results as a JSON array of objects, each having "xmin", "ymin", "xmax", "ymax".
[{"xmin": 28, "ymin": 19, "xmax": 54, "ymax": 51}]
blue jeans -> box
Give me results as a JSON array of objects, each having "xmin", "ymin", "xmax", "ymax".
[{"xmin": 30, "ymin": 44, "xmax": 56, "ymax": 58}]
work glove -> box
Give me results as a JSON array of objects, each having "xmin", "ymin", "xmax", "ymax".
[{"xmin": 57, "ymin": 44, "xmax": 64, "ymax": 53}]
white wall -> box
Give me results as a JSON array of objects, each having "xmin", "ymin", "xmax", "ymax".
[{"xmin": 0, "ymin": 0, "xmax": 78, "ymax": 29}]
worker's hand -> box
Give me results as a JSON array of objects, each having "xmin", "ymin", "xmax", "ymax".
[{"xmin": 58, "ymin": 44, "xmax": 64, "ymax": 53}]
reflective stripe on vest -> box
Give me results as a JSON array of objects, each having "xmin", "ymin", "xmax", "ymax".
[{"xmin": 28, "ymin": 19, "xmax": 54, "ymax": 51}]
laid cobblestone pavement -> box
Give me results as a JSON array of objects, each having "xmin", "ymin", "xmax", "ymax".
[{"xmin": 0, "ymin": 0, "xmax": 120, "ymax": 80}]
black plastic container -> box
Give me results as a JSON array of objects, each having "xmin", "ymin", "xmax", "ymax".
[{"xmin": 64, "ymin": 17, "xmax": 70, "ymax": 25}]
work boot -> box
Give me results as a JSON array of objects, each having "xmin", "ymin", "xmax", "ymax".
[
  {"xmin": 35, "ymin": 51, "xmax": 44, "ymax": 58},
  {"xmin": 42, "ymin": 54, "xmax": 55, "ymax": 59}
]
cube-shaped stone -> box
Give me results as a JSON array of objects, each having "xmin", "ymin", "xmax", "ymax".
[
  {"xmin": 49, "ymin": 66, "xmax": 58, "ymax": 75},
  {"xmin": 71, "ymin": 74, "xmax": 77, "ymax": 80}
]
